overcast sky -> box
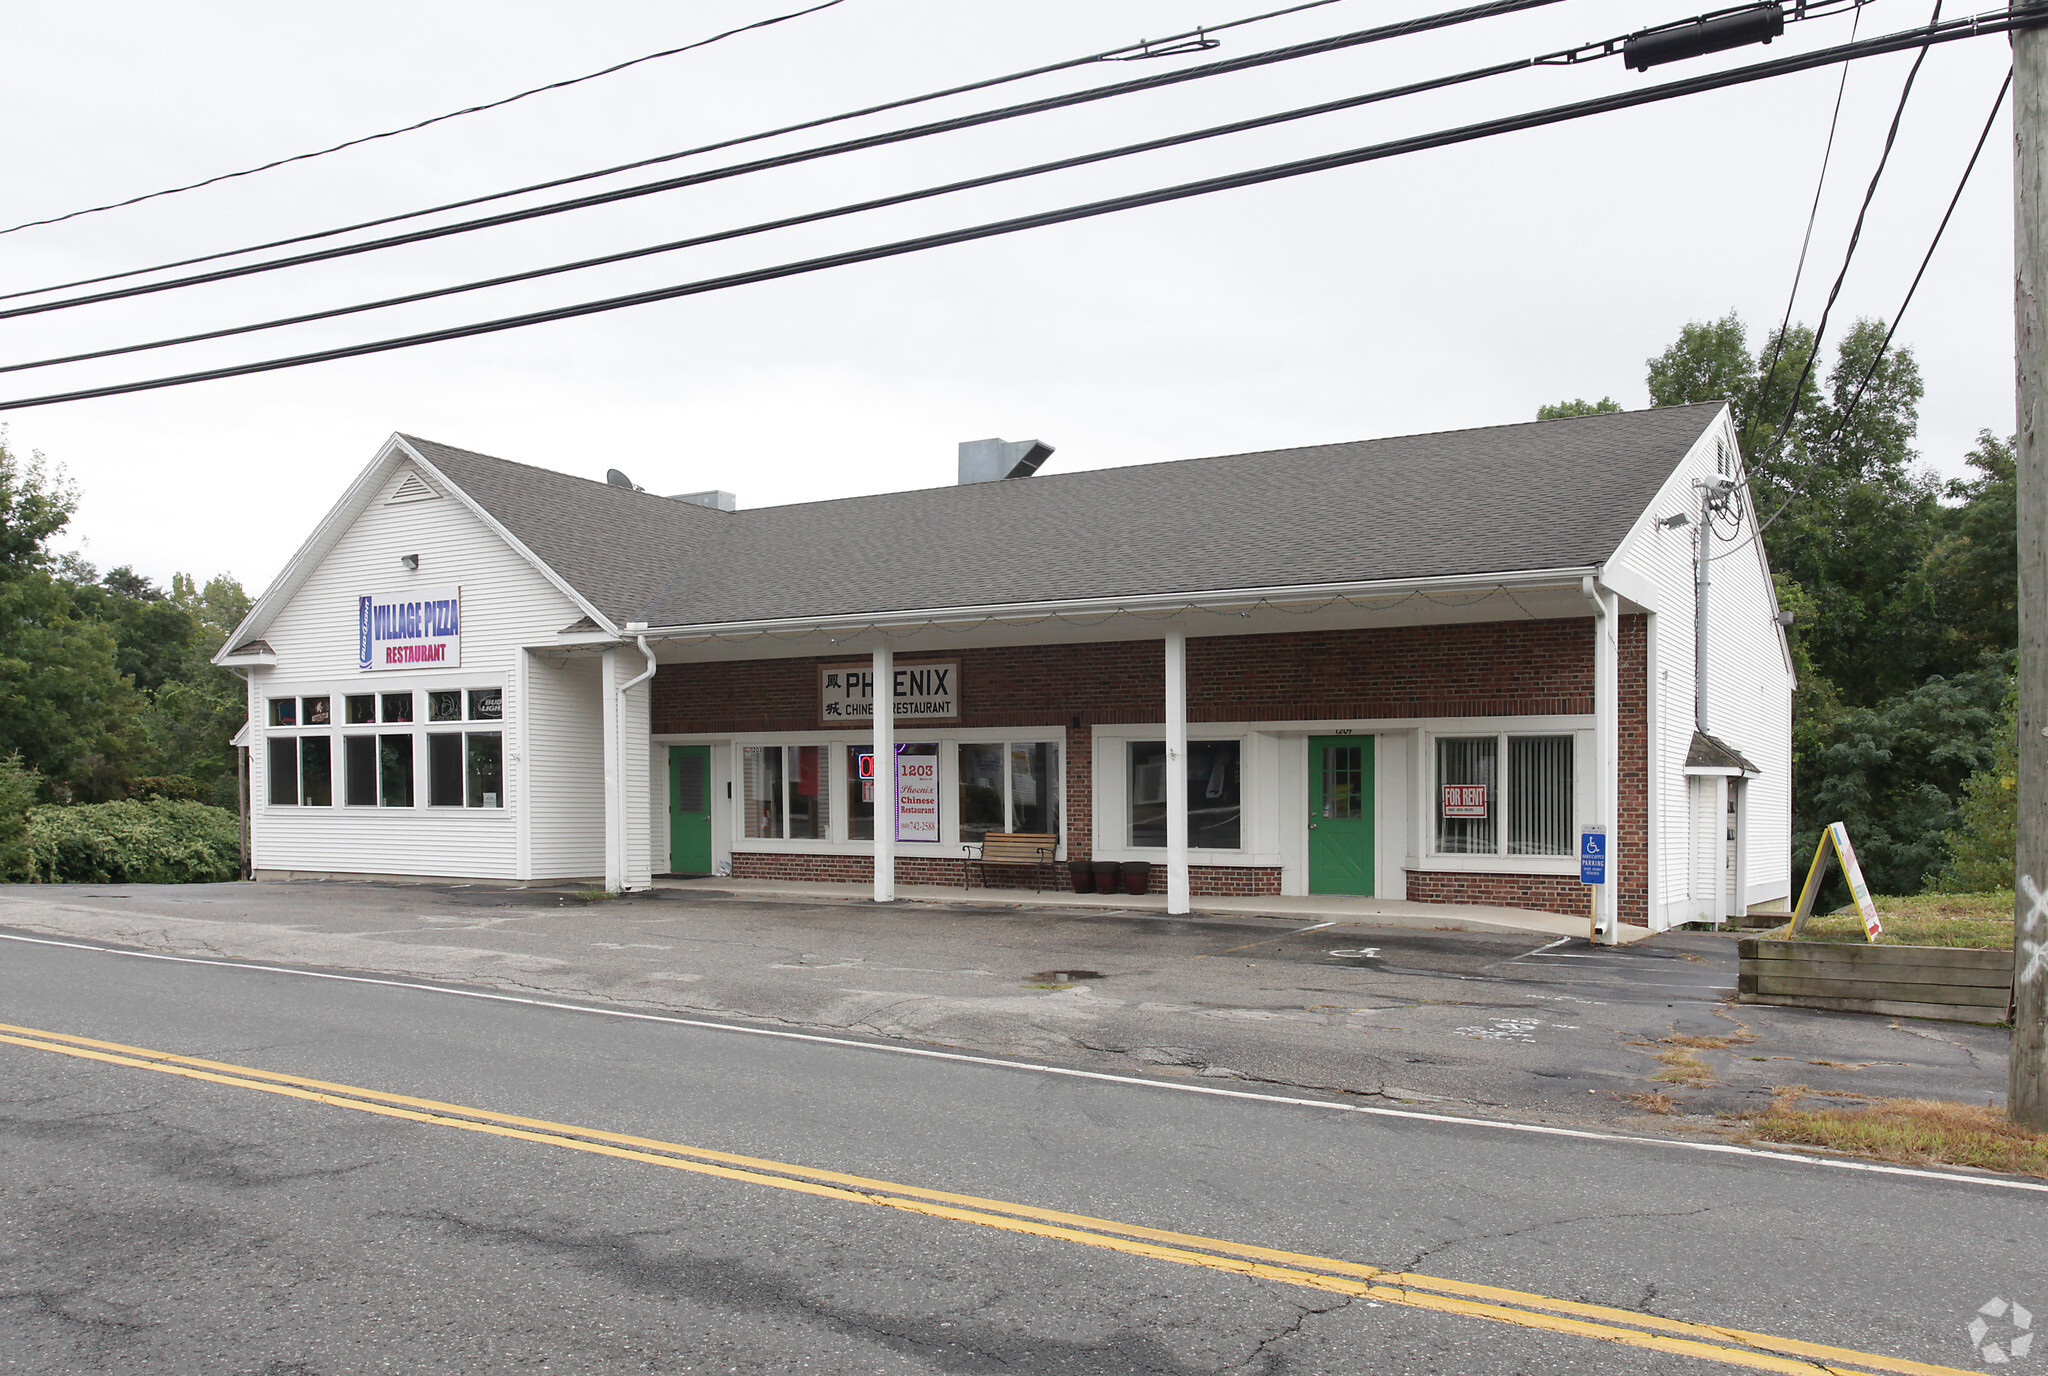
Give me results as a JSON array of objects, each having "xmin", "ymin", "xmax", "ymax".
[{"xmin": 0, "ymin": 0, "xmax": 2017, "ymax": 595}]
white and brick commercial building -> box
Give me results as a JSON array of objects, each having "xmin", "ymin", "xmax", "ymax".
[{"xmin": 219, "ymin": 404, "xmax": 1793, "ymax": 932}]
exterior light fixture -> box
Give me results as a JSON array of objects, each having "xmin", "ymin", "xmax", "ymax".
[{"xmin": 399, "ymin": 553, "xmax": 420, "ymax": 570}]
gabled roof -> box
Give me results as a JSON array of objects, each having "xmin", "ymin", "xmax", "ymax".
[
  {"xmin": 223, "ymin": 403, "xmax": 1729, "ymax": 658},
  {"xmin": 1686, "ymin": 730, "xmax": 1761, "ymax": 775},
  {"xmin": 400, "ymin": 435, "xmax": 723, "ymax": 627},
  {"xmin": 634, "ymin": 404, "xmax": 1725, "ymax": 626}
]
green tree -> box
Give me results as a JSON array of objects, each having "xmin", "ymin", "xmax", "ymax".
[
  {"xmin": 1536, "ymin": 397, "xmax": 1622, "ymax": 420},
  {"xmin": 1937, "ymin": 684, "xmax": 2017, "ymax": 893}
]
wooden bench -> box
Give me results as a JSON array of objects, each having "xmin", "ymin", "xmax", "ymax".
[{"xmin": 965, "ymin": 833, "xmax": 1059, "ymax": 892}]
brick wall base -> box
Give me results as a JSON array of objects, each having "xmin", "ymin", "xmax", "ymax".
[
  {"xmin": 1405, "ymin": 870, "xmax": 1590, "ymax": 919},
  {"xmin": 728, "ymin": 851, "xmax": 1279, "ymax": 897}
]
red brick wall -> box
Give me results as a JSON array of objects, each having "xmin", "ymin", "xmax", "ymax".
[
  {"xmin": 659, "ymin": 617, "xmax": 1642, "ymax": 917},
  {"xmin": 729, "ymin": 851, "xmax": 1279, "ymax": 897},
  {"xmin": 1400, "ymin": 612, "xmax": 1649, "ymax": 923}
]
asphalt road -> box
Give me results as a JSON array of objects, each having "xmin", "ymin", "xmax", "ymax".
[
  {"xmin": 0, "ymin": 883, "xmax": 2010, "ymax": 1130},
  {"xmin": 2, "ymin": 931, "xmax": 2041, "ymax": 1374}
]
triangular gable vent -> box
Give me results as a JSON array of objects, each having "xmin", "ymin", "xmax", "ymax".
[{"xmin": 386, "ymin": 470, "xmax": 438, "ymax": 504}]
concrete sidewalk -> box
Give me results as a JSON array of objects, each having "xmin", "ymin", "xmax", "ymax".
[{"xmin": 655, "ymin": 875, "xmax": 1657, "ymax": 943}]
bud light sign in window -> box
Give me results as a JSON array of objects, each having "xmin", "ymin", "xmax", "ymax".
[
  {"xmin": 1442, "ymin": 784, "xmax": 1488, "ymax": 818},
  {"xmin": 358, "ymin": 587, "xmax": 461, "ymax": 670}
]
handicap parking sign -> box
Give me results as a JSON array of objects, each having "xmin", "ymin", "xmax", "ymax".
[{"xmin": 1579, "ymin": 827, "xmax": 1606, "ymax": 885}]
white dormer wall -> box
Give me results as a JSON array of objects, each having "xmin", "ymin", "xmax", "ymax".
[
  {"xmin": 245, "ymin": 463, "xmax": 605, "ymax": 881},
  {"xmin": 1610, "ymin": 407, "xmax": 1795, "ymax": 924}
]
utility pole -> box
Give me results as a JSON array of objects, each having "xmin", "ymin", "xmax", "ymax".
[{"xmin": 2013, "ymin": 20, "xmax": 2047, "ymax": 1129}]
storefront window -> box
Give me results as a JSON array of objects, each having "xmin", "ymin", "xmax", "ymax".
[
  {"xmin": 1436, "ymin": 737, "xmax": 1497, "ymax": 854},
  {"xmin": 1010, "ymin": 742, "xmax": 1059, "ymax": 835},
  {"xmin": 381, "ymin": 692, "xmax": 413, "ymax": 724},
  {"xmin": 379, "ymin": 735, "xmax": 415, "ymax": 808},
  {"xmin": 1128, "ymin": 740, "xmax": 1240, "ymax": 850},
  {"xmin": 1435, "ymin": 734, "xmax": 1574, "ymax": 858},
  {"xmin": 299, "ymin": 737, "xmax": 332, "ymax": 807},
  {"xmin": 958, "ymin": 744, "xmax": 1004, "ymax": 844},
  {"xmin": 428, "ymin": 734, "xmax": 464, "ymax": 806},
  {"xmin": 743, "ymin": 746, "xmax": 783, "ymax": 839},
  {"xmin": 267, "ymin": 738, "xmax": 297, "ymax": 805},
  {"xmin": 466, "ymin": 733, "xmax": 504, "ymax": 808},
  {"xmin": 429, "ymin": 691, "xmax": 462, "ymax": 723},
  {"xmin": 787, "ymin": 744, "xmax": 826, "ymax": 839},
  {"xmin": 846, "ymin": 745, "xmax": 874, "ymax": 841},
  {"xmin": 345, "ymin": 737, "xmax": 376, "ymax": 805},
  {"xmin": 346, "ymin": 695, "xmax": 375, "ymax": 725}
]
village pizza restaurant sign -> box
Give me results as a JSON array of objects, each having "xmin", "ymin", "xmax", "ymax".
[
  {"xmin": 358, "ymin": 587, "xmax": 461, "ymax": 670},
  {"xmin": 820, "ymin": 662, "xmax": 958, "ymax": 722}
]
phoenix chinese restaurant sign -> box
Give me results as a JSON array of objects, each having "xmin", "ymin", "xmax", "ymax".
[{"xmin": 820, "ymin": 662, "xmax": 959, "ymax": 723}]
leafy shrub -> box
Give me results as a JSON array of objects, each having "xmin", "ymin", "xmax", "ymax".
[
  {"xmin": 22, "ymin": 798, "xmax": 240, "ymax": 883},
  {"xmin": 126, "ymin": 774, "xmax": 202, "ymax": 801},
  {"xmin": 0, "ymin": 752, "xmax": 37, "ymax": 880}
]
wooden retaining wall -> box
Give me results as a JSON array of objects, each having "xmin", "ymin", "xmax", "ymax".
[{"xmin": 1737, "ymin": 939, "xmax": 2015, "ymax": 1024}]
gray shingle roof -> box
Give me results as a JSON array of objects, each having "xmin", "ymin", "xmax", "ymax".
[
  {"xmin": 403, "ymin": 404, "xmax": 1723, "ymax": 629},
  {"xmin": 402, "ymin": 435, "xmax": 723, "ymax": 625},
  {"xmin": 1687, "ymin": 730, "xmax": 1761, "ymax": 774}
]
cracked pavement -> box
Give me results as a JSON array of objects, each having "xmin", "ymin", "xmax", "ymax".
[
  {"xmin": 0, "ymin": 916, "xmax": 2034, "ymax": 1375},
  {"xmin": 0, "ymin": 880, "xmax": 2008, "ymax": 1134}
]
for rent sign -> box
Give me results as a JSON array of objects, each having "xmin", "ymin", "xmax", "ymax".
[
  {"xmin": 358, "ymin": 587, "xmax": 462, "ymax": 670},
  {"xmin": 820, "ymin": 662, "xmax": 959, "ymax": 722}
]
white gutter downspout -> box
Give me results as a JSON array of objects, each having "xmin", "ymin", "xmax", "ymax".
[
  {"xmin": 604, "ymin": 631, "xmax": 657, "ymax": 892},
  {"xmin": 1582, "ymin": 577, "xmax": 1619, "ymax": 944}
]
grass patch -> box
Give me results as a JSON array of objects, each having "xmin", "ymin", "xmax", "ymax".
[
  {"xmin": 573, "ymin": 888, "xmax": 623, "ymax": 904},
  {"xmin": 1780, "ymin": 890, "xmax": 2014, "ymax": 949},
  {"xmin": 1621, "ymin": 1090, "xmax": 1681, "ymax": 1116},
  {"xmin": 1737, "ymin": 1089, "xmax": 2048, "ymax": 1179},
  {"xmin": 1652, "ymin": 1047, "xmax": 1714, "ymax": 1086}
]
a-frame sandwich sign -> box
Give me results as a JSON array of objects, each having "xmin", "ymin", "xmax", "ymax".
[{"xmin": 1789, "ymin": 822, "xmax": 1883, "ymax": 942}]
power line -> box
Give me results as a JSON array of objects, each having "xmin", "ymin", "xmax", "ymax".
[
  {"xmin": 1, "ymin": 26, "xmax": 1636, "ymax": 376},
  {"xmin": 0, "ymin": 3, "xmax": 2032, "ymax": 414},
  {"xmin": 0, "ymin": 0, "xmax": 1560, "ymax": 323},
  {"xmin": 1749, "ymin": 0, "xmax": 1942, "ymax": 474},
  {"xmin": 0, "ymin": 0, "xmax": 854, "ymax": 238},
  {"xmin": 1739, "ymin": 65, "xmax": 2013, "ymax": 550},
  {"xmin": 0, "ymin": 0, "xmax": 1362, "ymax": 302},
  {"xmin": 1753, "ymin": 0, "xmax": 1865, "ymax": 422}
]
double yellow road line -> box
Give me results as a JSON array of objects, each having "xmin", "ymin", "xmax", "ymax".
[{"xmin": 0, "ymin": 1020, "xmax": 1974, "ymax": 1376}]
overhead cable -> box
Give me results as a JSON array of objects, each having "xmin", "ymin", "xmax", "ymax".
[
  {"xmin": 1748, "ymin": 0, "xmax": 1941, "ymax": 472},
  {"xmin": 1, "ymin": 30, "xmax": 1635, "ymax": 375},
  {"xmin": 0, "ymin": 0, "xmax": 854, "ymax": 238},
  {"xmin": 1, "ymin": 3, "xmax": 2035, "ymax": 413},
  {"xmin": 0, "ymin": 0, "xmax": 1568, "ymax": 322},
  {"xmin": 0, "ymin": 0, "xmax": 1365, "ymax": 301},
  {"xmin": 1738, "ymin": 65, "xmax": 2013, "ymax": 550},
  {"xmin": 1752, "ymin": 0, "xmax": 1863, "ymax": 425}
]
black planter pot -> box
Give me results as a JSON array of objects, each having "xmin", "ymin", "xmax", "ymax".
[
  {"xmin": 1068, "ymin": 861, "xmax": 1093, "ymax": 894},
  {"xmin": 1120, "ymin": 861, "xmax": 1153, "ymax": 897},
  {"xmin": 1091, "ymin": 861, "xmax": 1122, "ymax": 894}
]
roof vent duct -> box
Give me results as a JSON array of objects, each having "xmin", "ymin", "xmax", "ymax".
[
  {"xmin": 669, "ymin": 489, "xmax": 737, "ymax": 512},
  {"xmin": 958, "ymin": 437, "xmax": 1054, "ymax": 485}
]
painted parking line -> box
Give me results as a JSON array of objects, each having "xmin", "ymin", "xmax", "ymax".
[
  {"xmin": 0, "ymin": 929, "xmax": 2040, "ymax": 1195},
  {"xmin": 0, "ymin": 1021, "xmax": 1985, "ymax": 1376}
]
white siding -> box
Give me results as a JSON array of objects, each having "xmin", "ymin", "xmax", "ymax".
[
  {"xmin": 247, "ymin": 465, "xmax": 593, "ymax": 880},
  {"xmin": 1610, "ymin": 409, "xmax": 1796, "ymax": 925},
  {"xmin": 525, "ymin": 652, "xmax": 605, "ymax": 879}
]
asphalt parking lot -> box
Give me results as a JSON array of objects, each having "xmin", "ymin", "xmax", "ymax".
[{"xmin": 0, "ymin": 879, "xmax": 2010, "ymax": 1131}]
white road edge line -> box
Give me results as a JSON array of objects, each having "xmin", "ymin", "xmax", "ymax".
[
  {"xmin": 1292, "ymin": 921, "xmax": 1337, "ymax": 933},
  {"xmin": 3, "ymin": 928, "xmax": 2042, "ymax": 1196}
]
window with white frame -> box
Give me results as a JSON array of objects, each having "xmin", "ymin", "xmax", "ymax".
[
  {"xmin": 425, "ymin": 688, "xmax": 505, "ymax": 808},
  {"xmin": 741, "ymin": 744, "xmax": 830, "ymax": 839},
  {"xmin": 958, "ymin": 741, "xmax": 1061, "ymax": 843},
  {"xmin": 1433, "ymin": 733, "xmax": 1574, "ymax": 858},
  {"xmin": 271, "ymin": 687, "xmax": 503, "ymax": 810},
  {"xmin": 1128, "ymin": 739, "xmax": 1241, "ymax": 850},
  {"xmin": 264, "ymin": 696, "xmax": 332, "ymax": 807}
]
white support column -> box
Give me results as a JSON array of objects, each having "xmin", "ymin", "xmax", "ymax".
[
  {"xmin": 1165, "ymin": 630, "xmax": 1190, "ymax": 915},
  {"xmin": 1711, "ymin": 774, "xmax": 1731, "ymax": 926},
  {"xmin": 602, "ymin": 647, "xmax": 624, "ymax": 892},
  {"xmin": 873, "ymin": 646, "xmax": 895, "ymax": 902},
  {"xmin": 1587, "ymin": 581, "xmax": 1621, "ymax": 942}
]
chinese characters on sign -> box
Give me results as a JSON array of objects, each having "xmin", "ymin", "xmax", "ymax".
[
  {"xmin": 820, "ymin": 663, "xmax": 959, "ymax": 722},
  {"xmin": 357, "ymin": 587, "xmax": 461, "ymax": 670},
  {"xmin": 1442, "ymin": 784, "xmax": 1488, "ymax": 818}
]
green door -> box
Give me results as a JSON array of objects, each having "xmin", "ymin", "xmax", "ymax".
[
  {"xmin": 668, "ymin": 745, "xmax": 712, "ymax": 875},
  {"xmin": 1309, "ymin": 736, "xmax": 1374, "ymax": 895}
]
